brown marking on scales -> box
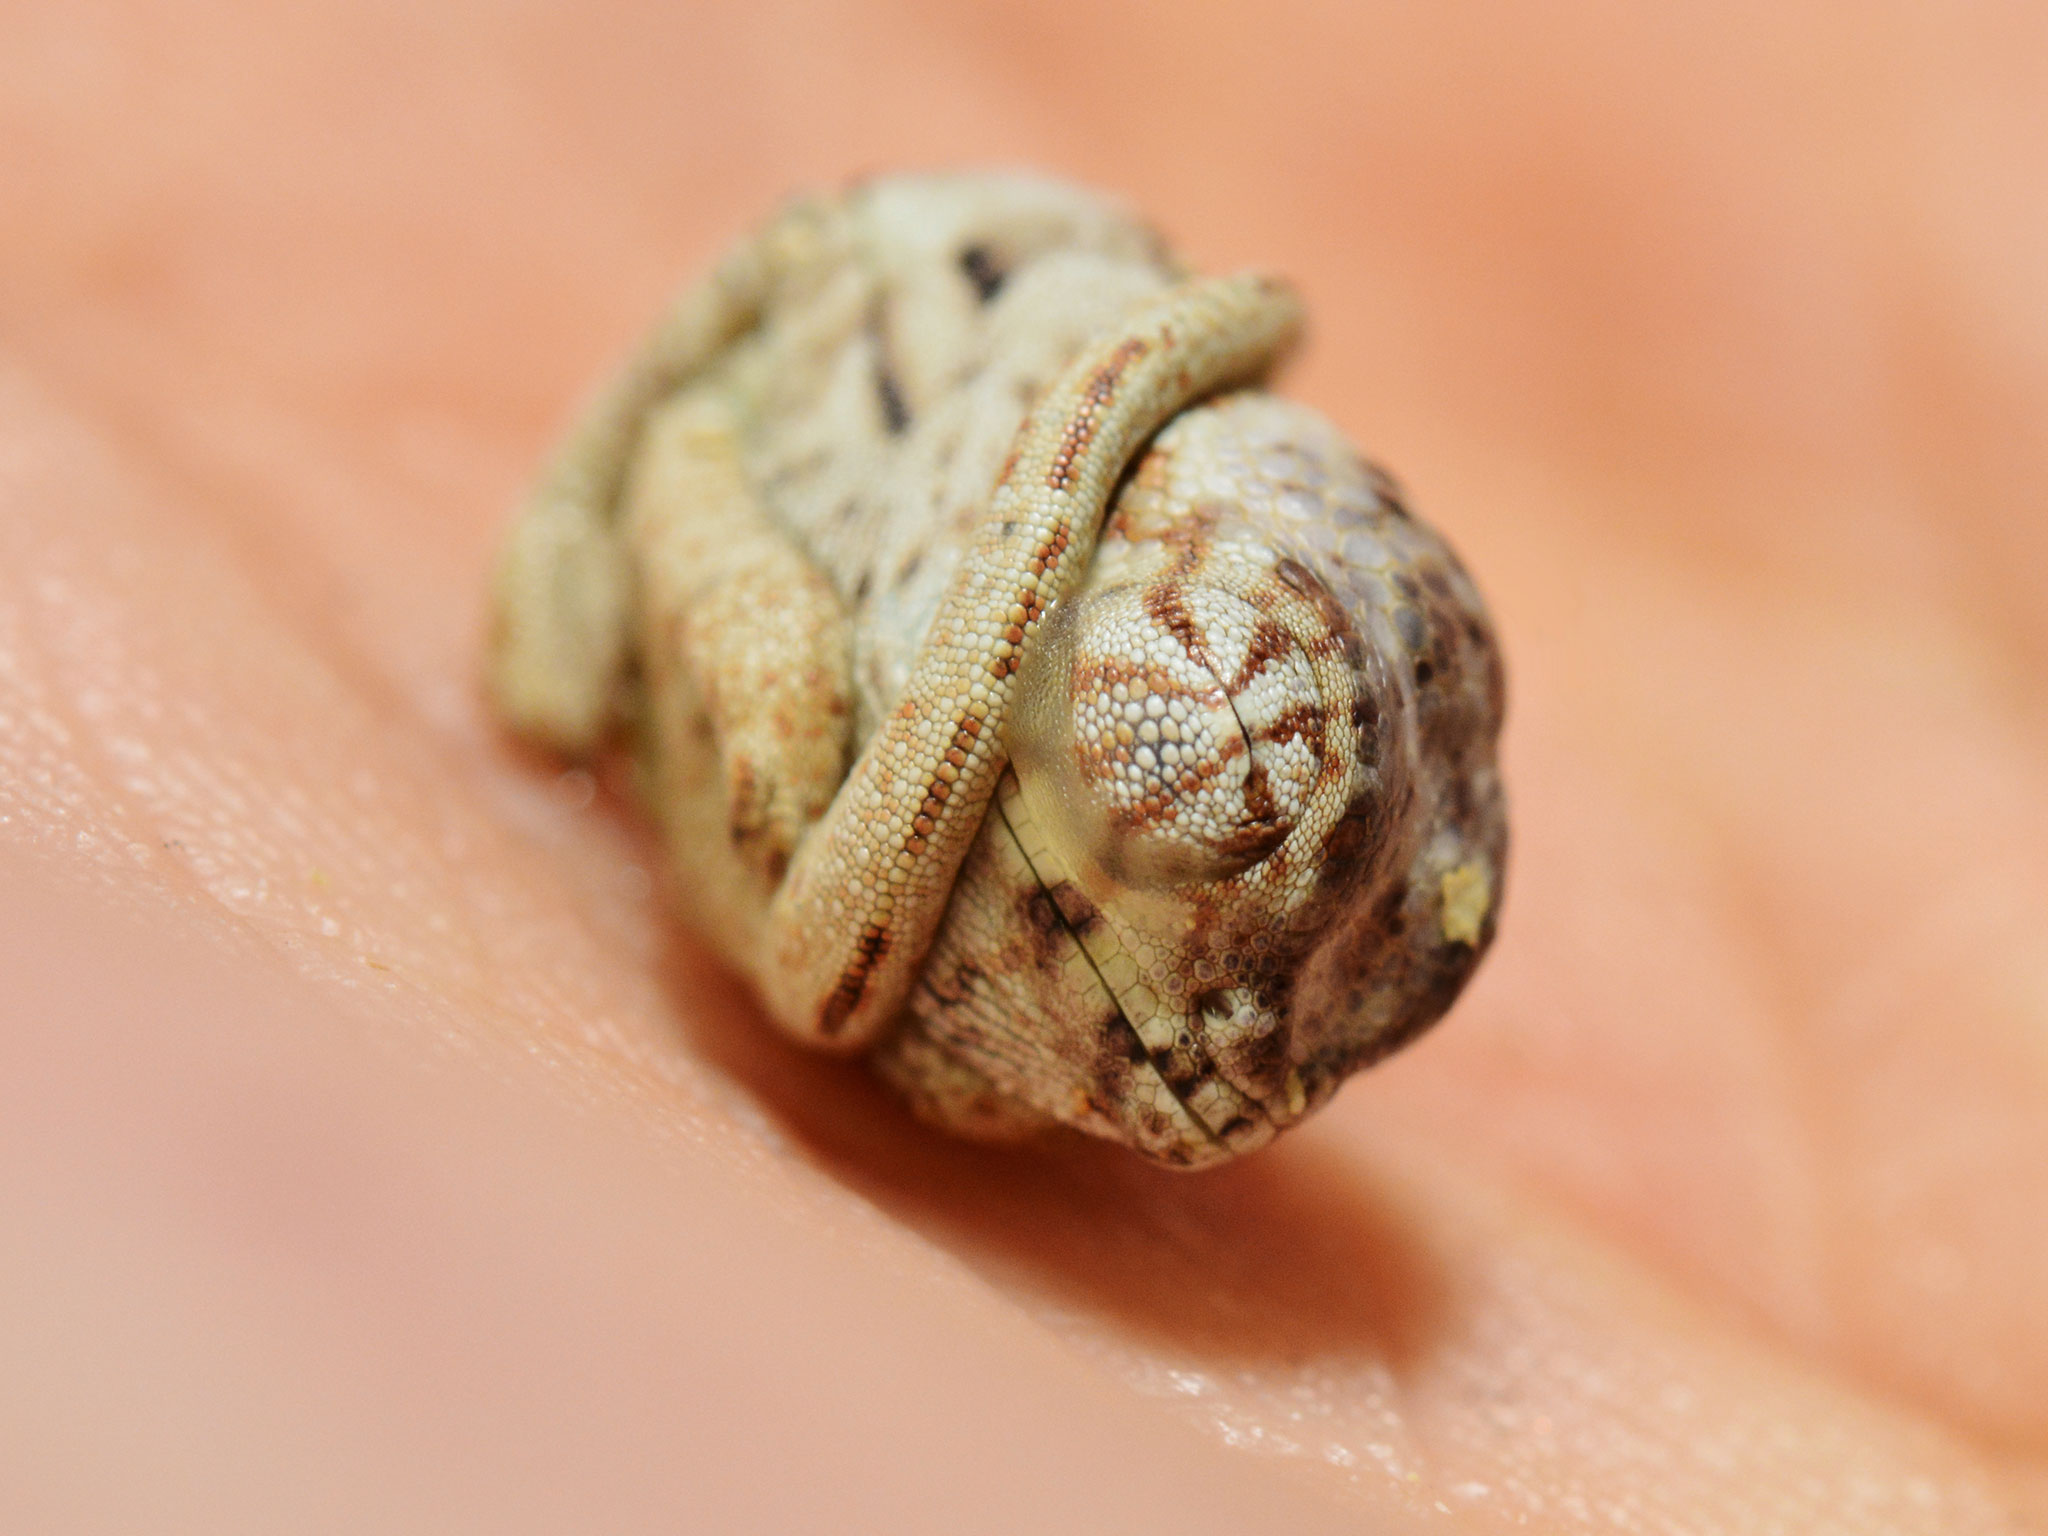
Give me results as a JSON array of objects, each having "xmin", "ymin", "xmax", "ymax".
[
  {"xmin": 1046, "ymin": 336, "xmax": 1149, "ymax": 491},
  {"xmin": 1267, "ymin": 558, "xmax": 1358, "ymax": 656},
  {"xmin": 1069, "ymin": 650, "xmax": 1213, "ymax": 695},
  {"xmin": 1047, "ymin": 879, "xmax": 1103, "ymax": 935},
  {"xmin": 1362, "ymin": 461, "xmax": 1412, "ymax": 519},
  {"xmin": 1019, "ymin": 876, "xmax": 1104, "ymax": 965},
  {"xmin": 1233, "ymin": 757, "xmax": 1285, "ymax": 851},
  {"xmin": 1198, "ymin": 990, "xmax": 1291, "ymax": 1098},
  {"xmin": 1091, "ymin": 746, "xmax": 1245, "ymax": 815},
  {"xmin": 917, "ymin": 958, "xmax": 985, "ymax": 1012},
  {"xmin": 1139, "ymin": 578, "xmax": 1205, "ymax": 664},
  {"xmin": 1208, "ymin": 809, "xmax": 1290, "ymax": 866},
  {"xmin": 1098, "ymin": 742, "xmax": 1254, "ymax": 838},
  {"xmin": 818, "ymin": 923, "xmax": 892, "ymax": 1039},
  {"xmin": 1256, "ymin": 701, "xmax": 1323, "ymax": 750},
  {"xmin": 726, "ymin": 758, "xmax": 762, "ymax": 832},
  {"xmin": 1118, "ymin": 497, "xmax": 1232, "ymax": 550},
  {"xmin": 1153, "ymin": 1042, "xmax": 1229, "ymax": 1123},
  {"xmin": 1019, "ymin": 885, "xmax": 1069, "ymax": 962},
  {"xmin": 1087, "ymin": 1014, "xmax": 1149, "ymax": 1110},
  {"xmin": 1071, "ymin": 683, "xmax": 1246, "ymax": 779},
  {"xmin": 1227, "ymin": 615, "xmax": 1299, "ymax": 694},
  {"xmin": 1013, "ymin": 523, "xmax": 1073, "ymax": 603}
]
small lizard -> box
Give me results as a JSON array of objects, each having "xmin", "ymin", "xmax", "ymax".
[{"xmin": 489, "ymin": 172, "xmax": 1506, "ymax": 1167}]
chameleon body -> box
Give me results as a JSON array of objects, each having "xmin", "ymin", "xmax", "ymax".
[{"xmin": 490, "ymin": 172, "xmax": 1506, "ymax": 1168}]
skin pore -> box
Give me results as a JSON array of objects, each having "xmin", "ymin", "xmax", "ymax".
[{"xmin": 2, "ymin": 1, "xmax": 2044, "ymax": 1529}]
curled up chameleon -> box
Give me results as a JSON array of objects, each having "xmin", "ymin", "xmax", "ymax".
[{"xmin": 488, "ymin": 172, "xmax": 1506, "ymax": 1168}]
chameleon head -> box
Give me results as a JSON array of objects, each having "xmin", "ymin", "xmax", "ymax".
[
  {"xmin": 1002, "ymin": 459, "xmax": 1376, "ymax": 1160},
  {"xmin": 897, "ymin": 391, "xmax": 1507, "ymax": 1168}
]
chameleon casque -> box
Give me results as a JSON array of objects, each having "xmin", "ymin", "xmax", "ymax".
[{"xmin": 489, "ymin": 172, "xmax": 1506, "ymax": 1168}]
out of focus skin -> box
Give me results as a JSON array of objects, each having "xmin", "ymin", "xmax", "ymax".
[{"xmin": 2, "ymin": 2, "xmax": 2044, "ymax": 1530}]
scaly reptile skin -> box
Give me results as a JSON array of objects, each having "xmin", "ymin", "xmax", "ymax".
[{"xmin": 489, "ymin": 172, "xmax": 1506, "ymax": 1168}]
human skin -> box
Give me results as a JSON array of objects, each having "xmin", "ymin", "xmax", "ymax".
[{"xmin": 2, "ymin": 1, "xmax": 2044, "ymax": 1530}]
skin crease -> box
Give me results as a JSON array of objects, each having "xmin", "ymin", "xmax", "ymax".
[{"xmin": 2, "ymin": 0, "xmax": 2045, "ymax": 1529}]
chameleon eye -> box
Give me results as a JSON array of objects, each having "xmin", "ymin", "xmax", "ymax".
[{"xmin": 1009, "ymin": 576, "xmax": 1325, "ymax": 891}]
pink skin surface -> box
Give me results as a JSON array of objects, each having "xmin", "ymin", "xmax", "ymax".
[{"xmin": 3, "ymin": 2, "xmax": 2045, "ymax": 1529}]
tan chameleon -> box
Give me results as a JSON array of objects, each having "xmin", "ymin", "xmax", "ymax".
[{"xmin": 489, "ymin": 172, "xmax": 1506, "ymax": 1168}]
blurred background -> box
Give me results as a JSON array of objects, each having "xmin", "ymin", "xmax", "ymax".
[{"xmin": 3, "ymin": 2, "xmax": 2044, "ymax": 1531}]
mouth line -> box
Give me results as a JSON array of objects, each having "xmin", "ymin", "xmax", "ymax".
[
  {"xmin": 990, "ymin": 772, "xmax": 1275, "ymax": 1157},
  {"xmin": 991, "ymin": 782, "xmax": 1277, "ymax": 1155}
]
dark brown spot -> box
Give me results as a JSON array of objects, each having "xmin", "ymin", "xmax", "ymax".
[
  {"xmin": 875, "ymin": 365, "xmax": 910, "ymax": 435},
  {"xmin": 1019, "ymin": 882, "xmax": 1078, "ymax": 968},
  {"xmin": 866, "ymin": 299, "xmax": 911, "ymax": 436},
  {"xmin": 1155, "ymin": 1052, "xmax": 1212, "ymax": 1103},
  {"xmin": 1088, "ymin": 1014, "xmax": 1148, "ymax": 1107},
  {"xmin": 1374, "ymin": 881, "xmax": 1409, "ymax": 936},
  {"xmin": 1046, "ymin": 879, "xmax": 1102, "ymax": 936},
  {"xmin": 958, "ymin": 243, "xmax": 1007, "ymax": 303}
]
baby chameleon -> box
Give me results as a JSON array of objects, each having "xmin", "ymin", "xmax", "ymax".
[{"xmin": 490, "ymin": 172, "xmax": 1506, "ymax": 1168}]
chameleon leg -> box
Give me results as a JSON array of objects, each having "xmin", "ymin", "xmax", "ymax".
[
  {"xmin": 622, "ymin": 387, "xmax": 853, "ymax": 970},
  {"xmin": 487, "ymin": 198, "xmax": 835, "ymax": 754},
  {"xmin": 763, "ymin": 273, "xmax": 1304, "ymax": 1048}
]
